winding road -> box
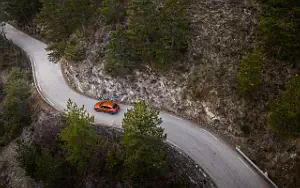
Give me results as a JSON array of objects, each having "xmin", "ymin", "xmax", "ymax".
[{"xmin": 3, "ymin": 24, "xmax": 272, "ymax": 188}]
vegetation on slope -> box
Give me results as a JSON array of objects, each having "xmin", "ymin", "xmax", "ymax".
[
  {"xmin": 17, "ymin": 100, "xmax": 192, "ymax": 187},
  {"xmin": 260, "ymin": 0, "xmax": 300, "ymax": 61},
  {"xmin": 268, "ymin": 76, "xmax": 300, "ymax": 137},
  {"xmin": 0, "ymin": 34, "xmax": 32, "ymax": 146}
]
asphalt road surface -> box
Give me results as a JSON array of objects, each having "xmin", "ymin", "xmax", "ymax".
[{"xmin": 3, "ymin": 24, "xmax": 272, "ymax": 188}]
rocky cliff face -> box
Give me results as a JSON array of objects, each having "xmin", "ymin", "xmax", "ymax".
[{"xmin": 62, "ymin": 0, "xmax": 300, "ymax": 187}]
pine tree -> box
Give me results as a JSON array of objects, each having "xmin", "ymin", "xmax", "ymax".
[
  {"xmin": 105, "ymin": 0, "xmax": 190, "ymax": 74},
  {"xmin": 2, "ymin": 0, "xmax": 41, "ymax": 24},
  {"xmin": 260, "ymin": 0, "xmax": 300, "ymax": 61},
  {"xmin": 121, "ymin": 101, "xmax": 167, "ymax": 185},
  {"xmin": 35, "ymin": 0, "xmax": 97, "ymax": 42},
  {"xmin": 268, "ymin": 76, "xmax": 300, "ymax": 137},
  {"xmin": 59, "ymin": 99, "xmax": 96, "ymax": 169}
]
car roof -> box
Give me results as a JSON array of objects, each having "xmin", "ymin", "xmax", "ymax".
[{"xmin": 102, "ymin": 101, "xmax": 114, "ymax": 107}]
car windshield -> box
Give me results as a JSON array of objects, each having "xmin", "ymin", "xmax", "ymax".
[{"xmin": 112, "ymin": 104, "xmax": 118, "ymax": 109}]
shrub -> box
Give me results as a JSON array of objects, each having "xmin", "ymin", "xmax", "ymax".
[
  {"xmin": 17, "ymin": 143, "xmax": 39, "ymax": 177},
  {"xmin": 104, "ymin": 25, "xmax": 135, "ymax": 76},
  {"xmin": 0, "ymin": 35, "xmax": 30, "ymax": 69},
  {"xmin": 268, "ymin": 76, "xmax": 300, "ymax": 137},
  {"xmin": 64, "ymin": 39, "xmax": 86, "ymax": 62},
  {"xmin": 105, "ymin": 0, "xmax": 190, "ymax": 76},
  {"xmin": 0, "ymin": 68, "xmax": 31, "ymax": 146},
  {"xmin": 237, "ymin": 48, "xmax": 262, "ymax": 96},
  {"xmin": 34, "ymin": 152, "xmax": 64, "ymax": 187},
  {"xmin": 17, "ymin": 143, "xmax": 65, "ymax": 187},
  {"xmin": 46, "ymin": 42, "xmax": 66, "ymax": 62},
  {"xmin": 260, "ymin": 0, "xmax": 300, "ymax": 61},
  {"xmin": 3, "ymin": 0, "xmax": 41, "ymax": 24},
  {"xmin": 102, "ymin": 0, "xmax": 125, "ymax": 24}
]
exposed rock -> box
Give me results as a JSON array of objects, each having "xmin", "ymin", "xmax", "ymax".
[
  {"xmin": 279, "ymin": 152, "xmax": 290, "ymax": 164},
  {"xmin": 59, "ymin": 0, "xmax": 300, "ymax": 186}
]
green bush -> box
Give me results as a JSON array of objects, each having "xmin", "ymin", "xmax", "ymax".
[
  {"xmin": 46, "ymin": 42, "xmax": 66, "ymax": 62},
  {"xmin": 3, "ymin": 0, "xmax": 41, "ymax": 24},
  {"xmin": 17, "ymin": 143, "xmax": 65, "ymax": 187},
  {"xmin": 17, "ymin": 143, "xmax": 39, "ymax": 177},
  {"xmin": 260, "ymin": 0, "xmax": 300, "ymax": 61},
  {"xmin": 64, "ymin": 39, "xmax": 86, "ymax": 62},
  {"xmin": 34, "ymin": 152, "xmax": 64, "ymax": 187},
  {"xmin": 0, "ymin": 35, "xmax": 30, "ymax": 69},
  {"xmin": 102, "ymin": 0, "xmax": 125, "ymax": 24},
  {"xmin": 268, "ymin": 76, "xmax": 300, "ymax": 137},
  {"xmin": 0, "ymin": 68, "xmax": 31, "ymax": 146},
  {"xmin": 105, "ymin": 0, "xmax": 190, "ymax": 76},
  {"xmin": 237, "ymin": 48, "xmax": 262, "ymax": 96}
]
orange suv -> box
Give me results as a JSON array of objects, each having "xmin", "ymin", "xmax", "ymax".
[{"xmin": 94, "ymin": 101, "xmax": 120, "ymax": 115}]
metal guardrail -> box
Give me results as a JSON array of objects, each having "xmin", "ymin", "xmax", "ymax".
[{"xmin": 236, "ymin": 146, "xmax": 278, "ymax": 188}]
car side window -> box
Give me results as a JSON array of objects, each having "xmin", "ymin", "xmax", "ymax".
[{"xmin": 102, "ymin": 106, "xmax": 111, "ymax": 109}]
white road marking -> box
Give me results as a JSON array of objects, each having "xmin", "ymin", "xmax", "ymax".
[
  {"xmin": 37, "ymin": 82, "xmax": 41, "ymax": 91},
  {"xmin": 238, "ymin": 157, "xmax": 255, "ymax": 174},
  {"xmin": 169, "ymin": 141, "xmax": 182, "ymax": 149},
  {"xmin": 168, "ymin": 114, "xmax": 183, "ymax": 120},
  {"xmin": 201, "ymin": 129, "xmax": 219, "ymax": 141},
  {"xmin": 46, "ymin": 98, "xmax": 54, "ymax": 106}
]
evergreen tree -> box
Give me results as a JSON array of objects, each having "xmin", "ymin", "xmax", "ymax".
[
  {"xmin": 237, "ymin": 48, "xmax": 262, "ymax": 96},
  {"xmin": 2, "ymin": 68, "xmax": 31, "ymax": 127},
  {"xmin": 121, "ymin": 101, "xmax": 167, "ymax": 185},
  {"xmin": 59, "ymin": 99, "xmax": 96, "ymax": 169},
  {"xmin": 260, "ymin": 0, "xmax": 300, "ymax": 61},
  {"xmin": 35, "ymin": 0, "xmax": 97, "ymax": 42},
  {"xmin": 105, "ymin": 0, "xmax": 190, "ymax": 74},
  {"xmin": 2, "ymin": 0, "xmax": 41, "ymax": 24},
  {"xmin": 268, "ymin": 76, "xmax": 300, "ymax": 137},
  {"xmin": 102, "ymin": 0, "xmax": 126, "ymax": 24}
]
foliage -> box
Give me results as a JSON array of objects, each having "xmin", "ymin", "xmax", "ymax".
[
  {"xmin": 105, "ymin": 142, "xmax": 124, "ymax": 177},
  {"xmin": 268, "ymin": 76, "xmax": 300, "ymax": 137},
  {"xmin": 0, "ymin": 68, "xmax": 31, "ymax": 146},
  {"xmin": 260, "ymin": 0, "xmax": 300, "ymax": 61},
  {"xmin": 122, "ymin": 101, "xmax": 167, "ymax": 185},
  {"xmin": 64, "ymin": 38, "xmax": 86, "ymax": 62},
  {"xmin": 104, "ymin": 25, "xmax": 134, "ymax": 76},
  {"xmin": 59, "ymin": 99, "xmax": 96, "ymax": 169},
  {"xmin": 237, "ymin": 48, "xmax": 262, "ymax": 96},
  {"xmin": 35, "ymin": 0, "xmax": 99, "ymax": 61},
  {"xmin": 0, "ymin": 35, "xmax": 30, "ymax": 69},
  {"xmin": 17, "ymin": 143, "xmax": 39, "ymax": 177},
  {"xmin": 2, "ymin": 0, "xmax": 41, "ymax": 24},
  {"xmin": 34, "ymin": 152, "xmax": 64, "ymax": 187},
  {"xmin": 17, "ymin": 143, "xmax": 65, "ymax": 187},
  {"xmin": 35, "ymin": 0, "xmax": 97, "ymax": 42},
  {"xmin": 105, "ymin": 0, "xmax": 190, "ymax": 75},
  {"xmin": 45, "ymin": 42, "xmax": 66, "ymax": 62},
  {"xmin": 102, "ymin": 0, "xmax": 126, "ymax": 24}
]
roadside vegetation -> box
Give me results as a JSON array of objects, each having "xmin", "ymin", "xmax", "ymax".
[
  {"xmin": 235, "ymin": 0, "xmax": 300, "ymax": 137},
  {"xmin": 236, "ymin": 48, "xmax": 262, "ymax": 97},
  {"xmin": 1, "ymin": 0, "xmax": 300, "ymax": 186},
  {"xmin": 268, "ymin": 76, "xmax": 300, "ymax": 137},
  {"xmin": 0, "ymin": 33, "xmax": 32, "ymax": 146},
  {"xmin": 17, "ymin": 100, "xmax": 191, "ymax": 187}
]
